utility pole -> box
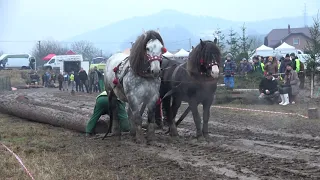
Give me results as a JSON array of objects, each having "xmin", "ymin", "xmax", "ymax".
[
  {"xmin": 38, "ymin": 41, "xmax": 41, "ymax": 53},
  {"xmin": 189, "ymin": 38, "xmax": 191, "ymax": 50},
  {"xmin": 304, "ymin": 3, "xmax": 307, "ymax": 27},
  {"xmin": 100, "ymin": 49, "xmax": 103, "ymax": 57}
]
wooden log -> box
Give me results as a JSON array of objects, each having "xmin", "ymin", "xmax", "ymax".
[
  {"xmin": 0, "ymin": 92, "xmax": 108, "ymax": 133},
  {"xmin": 0, "ymin": 76, "xmax": 11, "ymax": 91},
  {"xmin": 308, "ymin": 108, "xmax": 319, "ymax": 119}
]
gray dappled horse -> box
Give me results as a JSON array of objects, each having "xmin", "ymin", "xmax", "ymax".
[
  {"xmin": 156, "ymin": 39, "xmax": 221, "ymax": 141},
  {"xmin": 104, "ymin": 30, "xmax": 166, "ymax": 144}
]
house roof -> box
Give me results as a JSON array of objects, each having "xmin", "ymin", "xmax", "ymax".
[{"xmin": 266, "ymin": 27, "xmax": 311, "ymax": 47}]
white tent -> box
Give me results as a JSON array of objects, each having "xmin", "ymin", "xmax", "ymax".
[
  {"xmin": 174, "ymin": 49, "xmax": 189, "ymax": 57},
  {"xmin": 275, "ymin": 42, "xmax": 296, "ymax": 55},
  {"xmin": 256, "ymin": 45, "xmax": 273, "ymax": 51},
  {"xmin": 275, "ymin": 42, "xmax": 295, "ymax": 51},
  {"xmin": 163, "ymin": 51, "xmax": 174, "ymax": 58}
]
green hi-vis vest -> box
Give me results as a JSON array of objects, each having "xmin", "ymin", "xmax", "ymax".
[
  {"xmin": 295, "ymin": 59, "xmax": 301, "ymax": 73},
  {"xmin": 96, "ymin": 91, "xmax": 108, "ymax": 100},
  {"xmin": 261, "ymin": 63, "xmax": 265, "ymax": 71},
  {"xmin": 70, "ymin": 74, "xmax": 74, "ymax": 81}
]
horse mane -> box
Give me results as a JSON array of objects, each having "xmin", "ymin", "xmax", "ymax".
[
  {"xmin": 129, "ymin": 30, "xmax": 164, "ymax": 75},
  {"xmin": 187, "ymin": 39, "xmax": 221, "ymax": 74}
]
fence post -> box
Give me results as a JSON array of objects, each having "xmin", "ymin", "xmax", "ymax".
[{"xmin": 0, "ymin": 76, "xmax": 12, "ymax": 91}]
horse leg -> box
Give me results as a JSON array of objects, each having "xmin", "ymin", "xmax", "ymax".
[
  {"xmin": 155, "ymin": 102, "xmax": 163, "ymax": 129},
  {"xmin": 169, "ymin": 96, "xmax": 181, "ymax": 136},
  {"xmin": 162, "ymin": 96, "xmax": 174, "ymax": 134},
  {"xmin": 127, "ymin": 107, "xmax": 135, "ymax": 137},
  {"xmin": 127, "ymin": 100, "xmax": 144, "ymax": 144},
  {"xmin": 189, "ymin": 100, "xmax": 203, "ymax": 140},
  {"xmin": 146, "ymin": 103, "xmax": 156, "ymax": 144},
  {"xmin": 109, "ymin": 92, "xmax": 121, "ymax": 140},
  {"xmin": 202, "ymin": 98, "xmax": 213, "ymax": 140}
]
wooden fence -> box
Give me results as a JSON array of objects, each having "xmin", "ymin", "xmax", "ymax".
[{"xmin": 0, "ymin": 76, "xmax": 11, "ymax": 91}]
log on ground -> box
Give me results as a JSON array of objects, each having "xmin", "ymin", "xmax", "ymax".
[{"xmin": 0, "ymin": 91, "xmax": 108, "ymax": 133}]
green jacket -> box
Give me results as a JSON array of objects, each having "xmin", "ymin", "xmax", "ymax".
[{"xmin": 295, "ymin": 58, "xmax": 301, "ymax": 72}]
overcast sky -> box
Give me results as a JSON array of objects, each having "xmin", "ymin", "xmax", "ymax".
[{"xmin": 0, "ymin": 0, "xmax": 319, "ymax": 53}]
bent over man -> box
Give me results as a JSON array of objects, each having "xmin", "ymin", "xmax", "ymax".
[
  {"xmin": 86, "ymin": 91, "xmax": 130, "ymax": 136},
  {"xmin": 259, "ymin": 72, "xmax": 279, "ymax": 104}
]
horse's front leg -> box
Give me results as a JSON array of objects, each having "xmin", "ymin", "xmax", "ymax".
[
  {"xmin": 170, "ymin": 96, "xmax": 181, "ymax": 136},
  {"xmin": 202, "ymin": 97, "xmax": 213, "ymax": 140},
  {"xmin": 126, "ymin": 96, "xmax": 144, "ymax": 143},
  {"xmin": 189, "ymin": 99, "xmax": 203, "ymax": 140},
  {"xmin": 146, "ymin": 102, "xmax": 156, "ymax": 144}
]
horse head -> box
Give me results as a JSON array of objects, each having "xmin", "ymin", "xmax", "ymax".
[
  {"xmin": 188, "ymin": 38, "xmax": 221, "ymax": 79},
  {"xmin": 130, "ymin": 30, "xmax": 166, "ymax": 78}
]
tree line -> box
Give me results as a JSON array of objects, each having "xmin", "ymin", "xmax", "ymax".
[{"xmin": 31, "ymin": 40, "xmax": 106, "ymax": 66}]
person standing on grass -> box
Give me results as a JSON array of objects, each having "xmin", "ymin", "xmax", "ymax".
[
  {"xmin": 85, "ymin": 91, "xmax": 130, "ymax": 136},
  {"xmin": 70, "ymin": 71, "xmax": 75, "ymax": 92}
]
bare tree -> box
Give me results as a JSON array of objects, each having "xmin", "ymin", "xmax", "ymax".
[
  {"xmin": 31, "ymin": 40, "xmax": 69, "ymax": 67},
  {"xmin": 70, "ymin": 41, "xmax": 100, "ymax": 61},
  {"xmin": 249, "ymin": 35, "xmax": 264, "ymax": 50},
  {"xmin": 305, "ymin": 12, "xmax": 320, "ymax": 98}
]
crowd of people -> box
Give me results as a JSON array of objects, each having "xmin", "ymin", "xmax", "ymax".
[
  {"xmin": 223, "ymin": 52, "xmax": 303, "ymax": 106},
  {"xmin": 39, "ymin": 66, "xmax": 105, "ymax": 93}
]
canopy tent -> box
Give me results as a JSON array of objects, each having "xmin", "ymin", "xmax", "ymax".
[
  {"xmin": 163, "ymin": 51, "xmax": 174, "ymax": 57},
  {"xmin": 42, "ymin": 54, "xmax": 56, "ymax": 61},
  {"xmin": 275, "ymin": 42, "xmax": 296, "ymax": 55},
  {"xmin": 255, "ymin": 45, "xmax": 275, "ymax": 57},
  {"xmin": 66, "ymin": 50, "xmax": 75, "ymax": 55},
  {"xmin": 174, "ymin": 49, "xmax": 189, "ymax": 57},
  {"xmin": 275, "ymin": 42, "xmax": 295, "ymax": 51},
  {"xmin": 256, "ymin": 45, "xmax": 273, "ymax": 51}
]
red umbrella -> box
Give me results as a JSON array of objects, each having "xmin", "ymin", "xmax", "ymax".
[
  {"xmin": 66, "ymin": 50, "xmax": 75, "ymax": 55},
  {"xmin": 42, "ymin": 54, "xmax": 56, "ymax": 61}
]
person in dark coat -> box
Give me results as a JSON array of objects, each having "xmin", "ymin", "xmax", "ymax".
[
  {"xmin": 74, "ymin": 71, "xmax": 80, "ymax": 92},
  {"xmin": 279, "ymin": 54, "xmax": 292, "ymax": 76},
  {"xmin": 57, "ymin": 72, "xmax": 64, "ymax": 91},
  {"xmin": 259, "ymin": 72, "xmax": 279, "ymax": 104},
  {"xmin": 79, "ymin": 68, "xmax": 89, "ymax": 93}
]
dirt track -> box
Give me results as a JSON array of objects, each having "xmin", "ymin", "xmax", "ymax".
[{"xmin": 1, "ymin": 88, "xmax": 320, "ymax": 179}]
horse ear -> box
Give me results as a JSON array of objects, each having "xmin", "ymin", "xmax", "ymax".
[
  {"xmin": 200, "ymin": 39, "xmax": 205, "ymax": 47},
  {"xmin": 213, "ymin": 38, "xmax": 218, "ymax": 44},
  {"xmin": 156, "ymin": 28, "xmax": 160, "ymax": 34},
  {"xmin": 142, "ymin": 28, "xmax": 146, "ymax": 33}
]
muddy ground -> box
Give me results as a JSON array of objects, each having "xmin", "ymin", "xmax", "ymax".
[{"xmin": 1, "ymin": 88, "xmax": 320, "ymax": 180}]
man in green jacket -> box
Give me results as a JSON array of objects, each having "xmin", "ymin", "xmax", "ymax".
[{"xmin": 86, "ymin": 91, "xmax": 130, "ymax": 136}]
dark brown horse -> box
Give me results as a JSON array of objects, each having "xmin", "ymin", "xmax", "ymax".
[{"xmin": 156, "ymin": 39, "xmax": 221, "ymax": 140}]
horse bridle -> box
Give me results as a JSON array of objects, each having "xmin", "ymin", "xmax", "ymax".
[{"xmin": 141, "ymin": 54, "xmax": 163, "ymax": 75}]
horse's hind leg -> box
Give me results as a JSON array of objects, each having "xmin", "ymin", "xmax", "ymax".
[
  {"xmin": 109, "ymin": 91, "xmax": 121, "ymax": 139},
  {"xmin": 163, "ymin": 97, "xmax": 178, "ymax": 137}
]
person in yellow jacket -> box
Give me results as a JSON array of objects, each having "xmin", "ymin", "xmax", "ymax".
[
  {"xmin": 86, "ymin": 91, "xmax": 130, "ymax": 136},
  {"xmin": 290, "ymin": 53, "xmax": 300, "ymax": 73},
  {"xmin": 70, "ymin": 71, "xmax": 75, "ymax": 92}
]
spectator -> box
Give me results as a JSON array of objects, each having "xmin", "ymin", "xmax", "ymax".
[
  {"xmin": 74, "ymin": 71, "xmax": 80, "ymax": 92},
  {"xmin": 258, "ymin": 72, "xmax": 280, "ymax": 104},
  {"xmin": 239, "ymin": 58, "xmax": 252, "ymax": 75},
  {"xmin": 223, "ymin": 53, "xmax": 237, "ymax": 89},
  {"xmin": 70, "ymin": 71, "xmax": 75, "ymax": 92},
  {"xmin": 63, "ymin": 71, "xmax": 69, "ymax": 91},
  {"xmin": 79, "ymin": 68, "xmax": 89, "ymax": 93},
  {"xmin": 279, "ymin": 54, "xmax": 291, "ymax": 76},
  {"xmin": 89, "ymin": 67, "xmax": 99, "ymax": 93},
  {"xmin": 57, "ymin": 72, "xmax": 64, "ymax": 91},
  {"xmin": 278, "ymin": 63, "xmax": 300, "ymax": 105},
  {"xmin": 252, "ymin": 56, "xmax": 264, "ymax": 74},
  {"xmin": 264, "ymin": 56, "xmax": 278, "ymax": 77}
]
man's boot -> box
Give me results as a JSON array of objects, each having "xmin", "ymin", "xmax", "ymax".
[
  {"xmin": 281, "ymin": 94, "xmax": 290, "ymax": 106},
  {"xmin": 279, "ymin": 94, "xmax": 285, "ymax": 105}
]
